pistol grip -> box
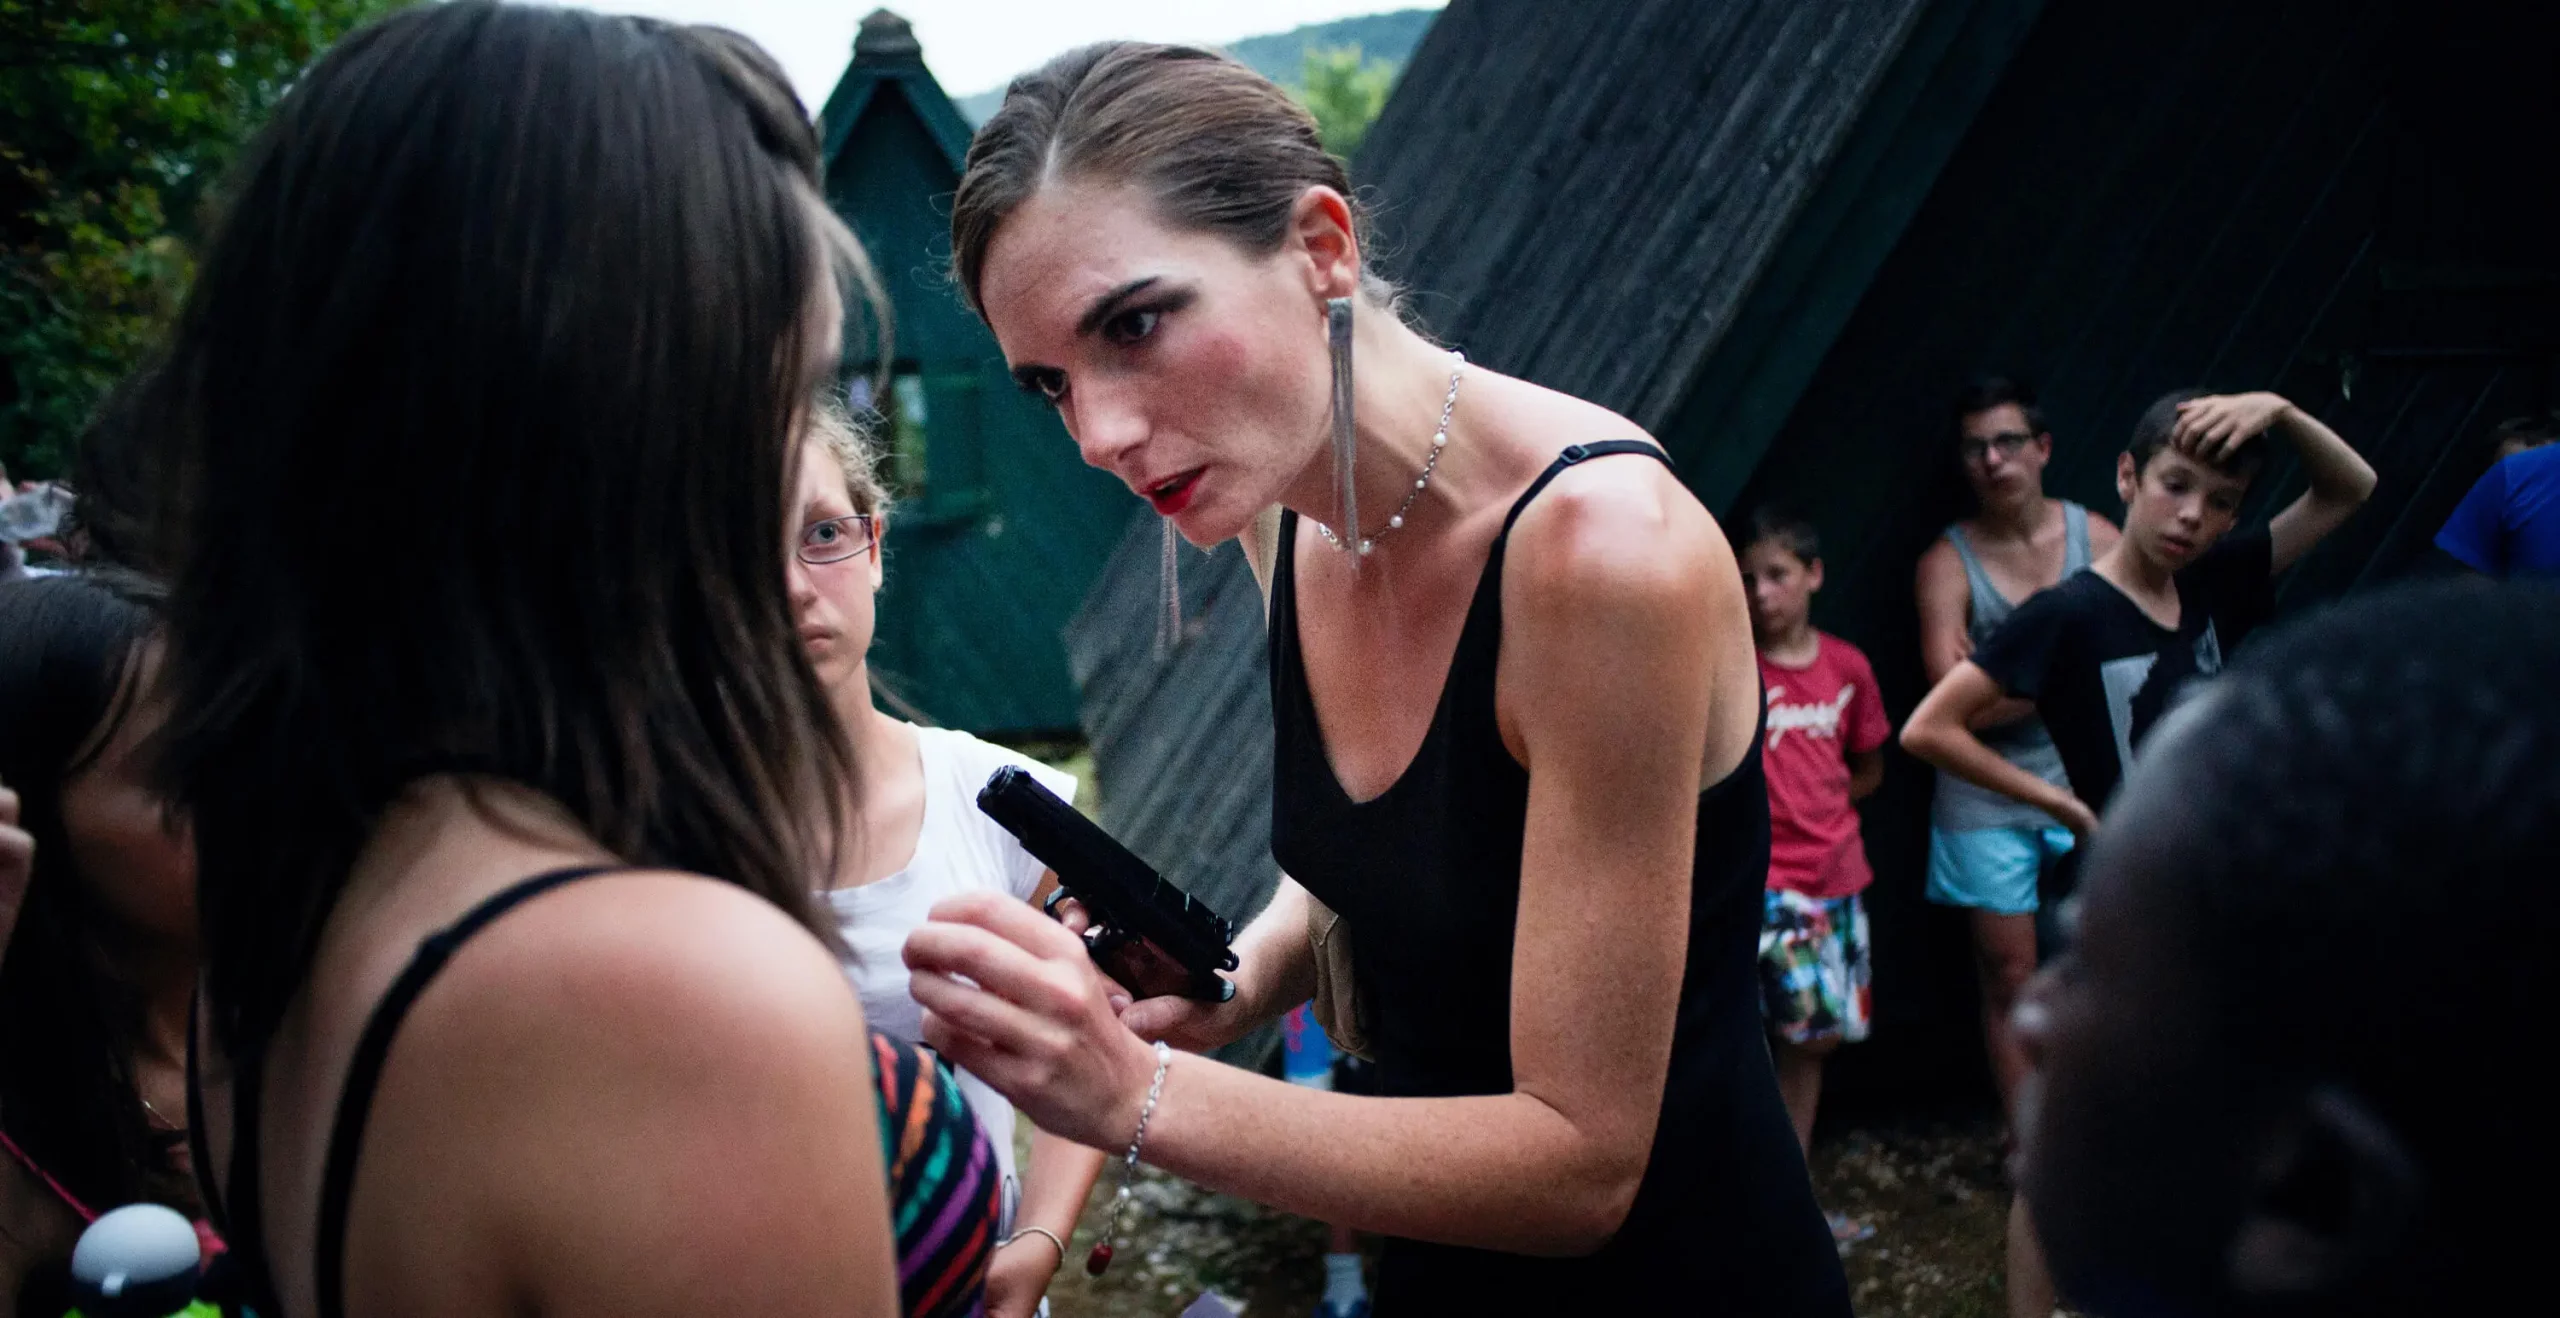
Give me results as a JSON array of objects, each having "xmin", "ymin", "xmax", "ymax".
[{"xmin": 1086, "ymin": 926, "xmax": 1227, "ymax": 1002}]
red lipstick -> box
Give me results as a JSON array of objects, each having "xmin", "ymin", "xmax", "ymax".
[{"xmin": 1146, "ymin": 470, "xmax": 1202, "ymax": 516}]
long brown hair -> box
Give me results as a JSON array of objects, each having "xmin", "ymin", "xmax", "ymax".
[
  {"xmin": 155, "ymin": 2, "xmax": 876, "ymax": 1052},
  {"xmin": 949, "ymin": 41, "xmax": 1388, "ymax": 317}
]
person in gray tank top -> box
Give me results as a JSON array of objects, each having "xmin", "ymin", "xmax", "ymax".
[
  {"xmin": 1933, "ymin": 508, "xmax": 2089, "ymax": 835},
  {"xmin": 1913, "ymin": 377, "xmax": 2118, "ymax": 1318}
]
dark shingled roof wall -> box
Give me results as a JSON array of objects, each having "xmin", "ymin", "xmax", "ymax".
[{"xmin": 1355, "ymin": 0, "xmax": 1935, "ymax": 431}]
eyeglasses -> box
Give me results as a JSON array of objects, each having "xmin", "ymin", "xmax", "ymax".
[
  {"xmin": 1960, "ymin": 431, "xmax": 2037, "ymax": 465},
  {"xmin": 797, "ymin": 513, "xmax": 878, "ymax": 565}
]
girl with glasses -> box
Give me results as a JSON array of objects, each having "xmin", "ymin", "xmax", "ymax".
[{"xmin": 790, "ymin": 403, "xmax": 1107, "ymax": 1318}]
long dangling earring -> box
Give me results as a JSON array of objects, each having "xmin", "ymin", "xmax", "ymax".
[
  {"xmin": 1156, "ymin": 515, "xmax": 1181, "ymax": 659},
  {"xmin": 1327, "ymin": 296, "xmax": 1358, "ymax": 558}
]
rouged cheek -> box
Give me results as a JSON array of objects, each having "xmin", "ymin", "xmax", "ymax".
[
  {"xmin": 1189, "ymin": 324, "xmax": 1253, "ymax": 380},
  {"xmin": 1165, "ymin": 323, "xmax": 1314, "ymax": 447}
]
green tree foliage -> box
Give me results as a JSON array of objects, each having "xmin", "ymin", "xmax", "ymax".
[
  {"xmin": 1295, "ymin": 43, "xmax": 1396, "ymax": 161},
  {"xmin": 0, "ymin": 0, "xmax": 407, "ymax": 477}
]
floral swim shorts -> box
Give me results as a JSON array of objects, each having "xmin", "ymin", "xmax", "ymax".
[{"xmin": 1757, "ymin": 887, "xmax": 1873, "ymax": 1046}]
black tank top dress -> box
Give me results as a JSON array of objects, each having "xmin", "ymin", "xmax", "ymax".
[{"xmin": 1269, "ymin": 442, "xmax": 1852, "ymax": 1314}]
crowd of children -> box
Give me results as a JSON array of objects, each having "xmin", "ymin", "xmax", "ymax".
[{"xmin": 1747, "ymin": 377, "xmax": 2382, "ymax": 1312}]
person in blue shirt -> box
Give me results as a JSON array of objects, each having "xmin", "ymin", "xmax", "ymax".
[{"xmin": 2436, "ymin": 435, "xmax": 2560, "ymax": 578}]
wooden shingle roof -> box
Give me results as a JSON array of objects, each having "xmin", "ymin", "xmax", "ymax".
[{"xmin": 1355, "ymin": 0, "xmax": 1935, "ymax": 432}]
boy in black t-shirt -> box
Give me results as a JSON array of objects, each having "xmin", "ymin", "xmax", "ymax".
[{"xmin": 1903, "ymin": 390, "xmax": 2377, "ymax": 838}]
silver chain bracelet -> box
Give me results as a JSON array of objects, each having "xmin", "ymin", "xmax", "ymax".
[{"xmin": 1083, "ymin": 1040, "xmax": 1172, "ymax": 1276}]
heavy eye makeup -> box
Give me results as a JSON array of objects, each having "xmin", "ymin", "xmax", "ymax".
[
  {"xmin": 1008, "ymin": 280, "xmax": 1196, "ymax": 407},
  {"xmin": 1013, "ymin": 365, "xmax": 1069, "ymax": 404},
  {"xmin": 1100, "ymin": 287, "xmax": 1192, "ymax": 345}
]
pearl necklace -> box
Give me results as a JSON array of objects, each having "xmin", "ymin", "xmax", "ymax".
[{"xmin": 1315, "ymin": 349, "xmax": 1465, "ymax": 555}]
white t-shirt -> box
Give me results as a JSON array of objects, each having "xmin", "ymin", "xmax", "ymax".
[{"xmin": 825, "ymin": 725, "xmax": 1077, "ymax": 1227}]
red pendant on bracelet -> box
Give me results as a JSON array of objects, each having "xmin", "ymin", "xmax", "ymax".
[{"xmin": 1085, "ymin": 1243, "xmax": 1114, "ymax": 1276}]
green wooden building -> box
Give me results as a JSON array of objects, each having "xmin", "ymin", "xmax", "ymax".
[{"xmin": 817, "ymin": 10, "xmax": 1136, "ymax": 736}]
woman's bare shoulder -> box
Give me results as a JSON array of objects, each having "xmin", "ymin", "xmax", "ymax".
[
  {"xmin": 341, "ymin": 869, "xmax": 895, "ymax": 1315},
  {"xmin": 1473, "ymin": 377, "xmax": 1718, "ymax": 565},
  {"xmin": 408, "ymin": 869, "xmax": 862, "ymax": 1054},
  {"xmin": 1501, "ymin": 432, "xmax": 1725, "ymax": 600}
]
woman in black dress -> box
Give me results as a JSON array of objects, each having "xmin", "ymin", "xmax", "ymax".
[{"xmin": 903, "ymin": 41, "xmax": 1851, "ymax": 1312}]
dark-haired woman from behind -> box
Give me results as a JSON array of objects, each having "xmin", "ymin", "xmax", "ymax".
[
  {"xmin": 0, "ymin": 573, "xmax": 202, "ymax": 1316},
  {"xmin": 158, "ymin": 6, "xmax": 936, "ymax": 1316}
]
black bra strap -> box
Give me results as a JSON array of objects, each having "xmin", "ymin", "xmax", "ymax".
[
  {"xmin": 1499, "ymin": 440, "xmax": 1675, "ymax": 539},
  {"xmin": 313, "ymin": 864, "xmax": 636, "ymax": 1318}
]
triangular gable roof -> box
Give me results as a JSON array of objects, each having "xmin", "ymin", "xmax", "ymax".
[{"xmin": 819, "ymin": 9, "xmax": 977, "ymax": 176}]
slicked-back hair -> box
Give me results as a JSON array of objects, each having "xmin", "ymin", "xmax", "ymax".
[{"xmin": 950, "ymin": 40, "xmax": 1392, "ymax": 318}]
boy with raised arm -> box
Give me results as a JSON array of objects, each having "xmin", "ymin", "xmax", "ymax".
[{"xmin": 1903, "ymin": 390, "xmax": 2377, "ymax": 843}]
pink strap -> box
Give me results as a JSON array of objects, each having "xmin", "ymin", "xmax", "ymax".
[{"xmin": 0, "ymin": 1124, "xmax": 98, "ymax": 1224}]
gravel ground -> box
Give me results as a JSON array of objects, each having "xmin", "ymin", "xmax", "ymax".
[
  {"xmin": 1032, "ymin": 1119, "xmax": 2013, "ymax": 1318},
  {"xmin": 1816, "ymin": 1122, "xmax": 2011, "ymax": 1318}
]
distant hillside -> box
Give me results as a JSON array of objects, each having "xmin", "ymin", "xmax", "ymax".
[
  {"xmin": 1225, "ymin": 10, "xmax": 1438, "ymax": 86},
  {"xmin": 951, "ymin": 8, "xmax": 1438, "ymax": 125}
]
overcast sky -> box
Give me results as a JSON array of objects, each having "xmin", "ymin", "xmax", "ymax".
[{"xmin": 567, "ymin": 1, "xmax": 1444, "ymax": 111}]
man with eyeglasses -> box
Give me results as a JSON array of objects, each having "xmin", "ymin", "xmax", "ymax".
[{"xmin": 1909, "ymin": 377, "xmax": 2118, "ymax": 1318}]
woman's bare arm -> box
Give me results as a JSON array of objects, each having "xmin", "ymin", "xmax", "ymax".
[
  {"xmin": 1112, "ymin": 874, "xmax": 1317, "ymax": 1051},
  {"xmin": 905, "ymin": 469, "xmax": 1728, "ymax": 1255}
]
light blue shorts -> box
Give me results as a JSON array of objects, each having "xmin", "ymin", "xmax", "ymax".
[{"xmin": 1925, "ymin": 825, "xmax": 2075, "ymax": 915}]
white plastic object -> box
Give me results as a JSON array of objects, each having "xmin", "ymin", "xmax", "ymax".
[{"xmin": 69, "ymin": 1203, "xmax": 200, "ymax": 1299}]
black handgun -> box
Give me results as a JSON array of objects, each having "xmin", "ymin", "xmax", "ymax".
[{"xmin": 975, "ymin": 766, "xmax": 1239, "ymax": 1003}]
